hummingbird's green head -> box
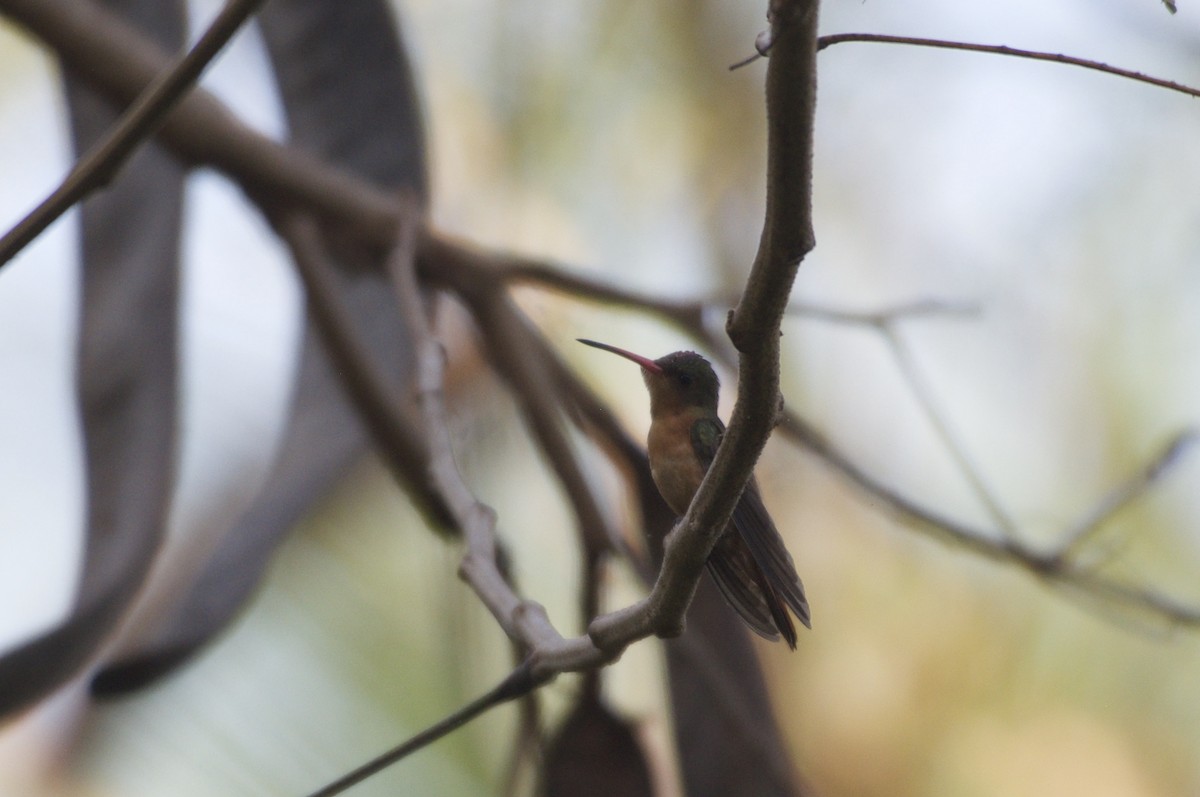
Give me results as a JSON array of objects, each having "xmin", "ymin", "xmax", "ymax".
[
  {"xmin": 648, "ymin": 350, "xmax": 720, "ymax": 414},
  {"xmin": 578, "ymin": 339, "xmax": 719, "ymax": 416}
]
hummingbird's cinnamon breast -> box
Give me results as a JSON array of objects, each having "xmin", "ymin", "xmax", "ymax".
[{"xmin": 647, "ymin": 407, "xmax": 708, "ymax": 515}]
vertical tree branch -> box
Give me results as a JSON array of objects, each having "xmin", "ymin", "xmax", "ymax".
[{"xmin": 591, "ymin": 0, "xmax": 822, "ymax": 646}]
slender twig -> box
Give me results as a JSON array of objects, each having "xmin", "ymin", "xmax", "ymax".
[
  {"xmin": 1056, "ymin": 431, "xmax": 1197, "ymax": 557},
  {"xmin": 392, "ymin": 222, "xmax": 592, "ymax": 666},
  {"xmin": 273, "ymin": 212, "xmax": 454, "ymax": 527},
  {"xmin": 434, "ymin": 248, "xmax": 619, "ymax": 557},
  {"xmin": 302, "ymin": 662, "xmax": 545, "ymax": 797},
  {"xmin": 0, "ymin": 0, "xmax": 404, "ymax": 243},
  {"xmin": 777, "ymin": 411, "xmax": 1200, "ymax": 626},
  {"xmin": 389, "ymin": 213, "xmax": 619, "ymax": 678},
  {"xmin": 412, "ymin": 233, "xmax": 623, "ymax": 655},
  {"xmin": 498, "ymin": 256, "xmax": 705, "ymax": 330},
  {"xmin": 0, "ymin": 0, "xmax": 267, "ymax": 269},
  {"xmin": 880, "ymin": 326, "xmax": 1021, "ymax": 539},
  {"xmin": 738, "ymin": 30, "xmax": 1199, "ymax": 90},
  {"xmin": 1038, "ymin": 562, "xmax": 1199, "ymax": 636},
  {"xmin": 817, "ymin": 33, "xmax": 1200, "ymax": 100},
  {"xmin": 730, "ymin": 51, "xmax": 765, "ymax": 71},
  {"xmin": 387, "ymin": 202, "xmax": 570, "ymax": 654},
  {"xmin": 787, "ymin": 298, "xmax": 979, "ymax": 325},
  {"xmin": 499, "ymin": 253, "xmax": 977, "ymax": 330}
]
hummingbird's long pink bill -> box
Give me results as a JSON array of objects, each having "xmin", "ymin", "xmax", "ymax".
[{"xmin": 577, "ymin": 338, "xmax": 663, "ymax": 374}]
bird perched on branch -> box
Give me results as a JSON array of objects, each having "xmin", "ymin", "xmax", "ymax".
[{"xmin": 579, "ymin": 339, "xmax": 810, "ymax": 647}]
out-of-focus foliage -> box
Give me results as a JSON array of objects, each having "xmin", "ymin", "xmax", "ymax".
[{"xmin": 1, "ymin": 0, "xmax": 1199, "ymax": 794}]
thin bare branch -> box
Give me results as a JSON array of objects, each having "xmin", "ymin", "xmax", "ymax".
[
  {"xmin": 730, "ymin": 51, "xmax": 765, "ymax": 71},
  {"xmin": 786, "ymin": 298, "xmax": 980, "ymax": 326},
  {"xmin": 273, "ymin": 212, "xmax": 453, "ymax": 527},
  {"xmin": 817, "ymin": 33, "xmax": 1200, "ymax": 99},
  {"xmin": 500, "ymin": 253, "xmax": 977, "ymax": 329},
  {"xmin": 0, "ymin": 0, "xmax": 405, "ymax": 244},
  {"xmin": 777, "ymin": 411, "xmax": 1010, "ymax": 556},
  {"xmin": 395, "ymin": 222, "xmax": 606, "ymax": 671},
  {"xmin": 1055, "ymin": 430, "xmax": 1197, "ymax": 557},
  {"xmin": 0, "ymin": 0, "xmax": 267, "ymax": 269},
  {"xmin": 777, "ymin": 411, "xmax": 1200, "ymax": 626},
  {"xmin": 387, "ymin": 203, "xmax": 554, "ymax": 648},
  {"xmin": 498, "ymin": 256, "xmax": 706, "ymax": 329},
  {"xmin": 302, "ymin": 661, "xmax": 544, "ymax": 797},
  {"xmin": 432, "ymin": 245, "xmax": 619, "ymax": 559},
  {"xmin": 880, "ymin": 326, "xmax": 1021, "ymax": 539}
]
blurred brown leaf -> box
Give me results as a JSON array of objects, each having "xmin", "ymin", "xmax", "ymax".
[
  {"xmin": 92, "ymin": 0, "xmax": 429, "ymax": 694},
  {"xmin": 665, "ymin": 580, "xmax": 808, "ymax": 797},
  {"xmin": 0, "ymin": 0, "xmax": 186, "ymax": 718},
  {"xmin": 542, "ymin": 676, "xmax": 655, "ymax": 797}
]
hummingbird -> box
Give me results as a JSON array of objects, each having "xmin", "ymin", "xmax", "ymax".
[{"xmin": 579, "ymin": 339, "xmax": 810, "ymax": 647}]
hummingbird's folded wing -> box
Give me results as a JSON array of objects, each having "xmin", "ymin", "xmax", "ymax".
[
  {"xmin": 691, "ymin": 417, "xmax": 812, "ymax": 638},
  {"xmin": 704, "ymin": 544, "xmax": 783, "ymax": 642},
  {"xmin": 730, "ymin": 480, "xmax": 812, "ymax": 630}
]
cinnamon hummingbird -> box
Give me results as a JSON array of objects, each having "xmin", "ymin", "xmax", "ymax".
[{"xmin": 579, "ymin": 339, "xmax": 810, "ymax": 647}]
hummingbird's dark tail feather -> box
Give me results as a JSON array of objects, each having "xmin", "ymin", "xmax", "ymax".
[
  {"xmin": 706, "ymin": 544, "xmax": 783, "ymax": 643},
  {"xmin": 754, "ymin": 568, "xmax": 798, "ymax": 650},
  {"xmin": 706, "ymin": 543, "xmax": 798, "ymax": 648},
  {"xmin": 730, "ymin": 479, "xmax": 812, "ymax": 631}
]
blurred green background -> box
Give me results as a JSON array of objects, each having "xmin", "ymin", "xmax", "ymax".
[{"xmin": 2, "ymin": 0, "xmax": 1200, "ymax": 794}]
